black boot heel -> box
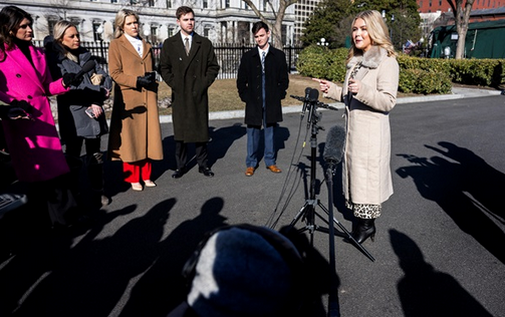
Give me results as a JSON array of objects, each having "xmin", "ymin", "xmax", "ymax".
[{"xmin": 351, "ymin": 218, "xmax": 376, "ymax": 244}]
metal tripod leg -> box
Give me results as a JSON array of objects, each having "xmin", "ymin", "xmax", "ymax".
[
  {"xmin": 317, "ymin": 202, "xmax": 375, "ymax": 262},
  {"xmin": 290, "ymin": 200, "xmax": 318, "ymax": 245}
]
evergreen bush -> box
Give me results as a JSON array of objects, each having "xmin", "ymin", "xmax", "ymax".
[{"xmin": 297, "ymin": 46, "xmax": 505, "ymax": 94}]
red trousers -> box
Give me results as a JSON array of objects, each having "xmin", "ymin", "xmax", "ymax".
[{"xmin": 123, "ymin": 160, "xmax": 152, "ymax": 183}]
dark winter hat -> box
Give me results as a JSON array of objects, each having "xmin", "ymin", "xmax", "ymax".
[{"xmin": 182, "ymin": 225, "xmax": 303, "ymax": 317}]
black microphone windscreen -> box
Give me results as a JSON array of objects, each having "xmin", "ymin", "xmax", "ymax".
[
  {"xmin": 323, "ymin": 125, "xmax": 346, "ymax": 164},
  {"xmin": 78, "ymin": 60, "xmax": 96, "ymax": 76},
  {"xmin": 309, "ymin": 88, "xmax": 319, "ymax": 102}
]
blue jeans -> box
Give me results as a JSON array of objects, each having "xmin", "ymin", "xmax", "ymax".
[{"xmin": 246, "ymin": 109, "xmax": 275, "ymax": 168}]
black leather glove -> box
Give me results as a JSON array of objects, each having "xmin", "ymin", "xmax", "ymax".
[
  {"xmin": 7, "ymin": 107, "xmax": 30, "ymax": 120},
  {"xmin": 136, "ymin": 76, "xmax": 152, "ymax": 89},
  {"xmin": 10, "ymin": 99, "xmax": 33, "ymax": 114},
  {"xmin": 62, "ymin": 72, "xmax": 78, "ymax": 87},
  {"xmin": 144, "ymin": 71, "xmax": 156, "ymax": 83}
]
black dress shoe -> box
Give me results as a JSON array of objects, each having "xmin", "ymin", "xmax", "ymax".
[
  {"xmin": 172, "ymin": 167, "xmax": 187, "ymax": 179},
  {"xmin": 199, "ymin": 166, "xmax": 214, "ymax": 177}
]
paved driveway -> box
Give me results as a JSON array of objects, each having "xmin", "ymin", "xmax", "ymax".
[{"xmin": 1, "ymin": 94, "xmax": 504, "ymax": 317}]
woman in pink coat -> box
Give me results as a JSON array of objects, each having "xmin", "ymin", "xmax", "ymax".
[{"xmin": 0, "ymin": 6, "xmax": 80, "ymax": 226}]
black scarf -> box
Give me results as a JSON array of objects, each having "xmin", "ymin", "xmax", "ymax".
[{"xmin": 13, "ymin": 38, "xmax": 35, "ymax": 68}]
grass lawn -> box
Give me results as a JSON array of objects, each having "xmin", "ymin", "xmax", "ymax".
[{"xmin": 157, "ymin": 74, "xmax": 327, "ymax": 116}]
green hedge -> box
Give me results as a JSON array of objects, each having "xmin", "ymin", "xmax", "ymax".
[
  {"xmin": 399, "ymin": 69, "xmax": 452, "ymax": 94},
  {"xmin": 398, "ymin": 55, "xmax": 505, "ymax": 88},
  {"xmin": 296, "ymin": 45, "xmax": 505, "ymax": 95}
]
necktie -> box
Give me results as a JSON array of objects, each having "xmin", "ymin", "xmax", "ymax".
[
  {"xmin": 261, "ymin": 51, "xmax": 266, "ymax": 73},
  {"xmin": 184, "ymin": 37, "xmax": 190, "ymax": 56}
]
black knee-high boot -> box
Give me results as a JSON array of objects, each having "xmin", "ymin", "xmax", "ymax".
[
  {"xmin": 87, "ymin": 152, "xmax": 104, "ymax": 192},
  {"xmin": 351, "ymin": 218, "xmax": 376, "ymax": 244},
  {"xmin": 87, "ymin": 152, "xmax": 110, "ymax": 207}
]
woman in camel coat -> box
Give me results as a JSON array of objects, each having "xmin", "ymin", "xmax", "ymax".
[
  {"xmin": 314, "ymin": 10, "xmax": 399, "ymax": 244},
  {"xmin": 108, "ymin": 9, "xmax": 163, "ymax": 191}
]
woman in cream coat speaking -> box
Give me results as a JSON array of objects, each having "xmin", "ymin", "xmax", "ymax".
[{"xmin": 314, "ymin": 10, "xmax": 399, "ymax": 244}]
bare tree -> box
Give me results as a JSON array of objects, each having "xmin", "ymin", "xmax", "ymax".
[
  {"xmin": 446, "ymin": 0, "xmax": 475, "ymax": 59},
  {"xmin": 242, "ymin": 0, "xmax": 297, "ymax": 49}
]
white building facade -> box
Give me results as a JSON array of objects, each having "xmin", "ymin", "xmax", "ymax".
[
  {"xmin": 1, "ymin": 0, "xmax": 295, "ymax": 45},
  {"xmin": 293, "ymin": 0, "xmax": 322, "ymax": 45}
]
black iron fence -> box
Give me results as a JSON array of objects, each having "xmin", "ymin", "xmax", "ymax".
[{"xmin": 35, "ymin": 40, "xmax": 303, "ymax": 80}]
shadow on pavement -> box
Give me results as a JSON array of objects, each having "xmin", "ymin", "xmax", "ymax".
[
  {"xmin": 390, "ymin": 229, "xmax": 493, "ymax": 317},
  {"xmin": 396, "ymin": 141, "xmax": 505, "ymax": 264},
  {"xmin": 0, "ymin": 197, "xmax": 232, "ymax": 316}
]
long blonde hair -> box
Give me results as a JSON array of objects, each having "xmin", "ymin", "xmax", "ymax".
[
  {"xmin": 52, "ymin": 20, "xmax": 80, "ymax": 62},
  {"xmin": 347, "ymin": 10, "xmax": 396, "ymax": 63},
  {"xmin": 114, "ymin": 9, "xmax": 139, "ymax": 39}
]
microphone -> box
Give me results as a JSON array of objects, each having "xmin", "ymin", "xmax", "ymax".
[
  {"xmin": 323, "ymin": 125, "xmax": 346, "ymax": 165},
  {"xmin": 315, "ymin": 102, "xmax": 340, "ymax": 111},
  {"xmin": 302, "ymin": 87, "xmax": 311, "ymax": 113},
  {"xmin": 308, "ymin": 88, "xmax": 319, "ymax": 103},
  {"xmin": 75, "ymin": 60, "xmax": 96, "ymax": 79}
]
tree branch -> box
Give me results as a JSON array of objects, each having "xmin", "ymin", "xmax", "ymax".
[
  {"xmin": 446, "ymin": 0, "xmax": 457, "ymax": 15},
  {"xmin": 243, "ymin": 0, "xmax": 269, "ymax": 27}
]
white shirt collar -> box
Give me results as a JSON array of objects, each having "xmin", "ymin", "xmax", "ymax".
[
  {"xmin": 258, "ymin": 45, "xmax": 269, "ymax": 57},
  {"xmin": 124, "ymin": 33, "xmax": 141, "ymax": 43},
  {"xmin": 180, "ymin": 32, "xmax": 193, "ymax": 42},
  {"xmin": 124, "ymin": 33, "xmax": 143, "ymax": 56}
]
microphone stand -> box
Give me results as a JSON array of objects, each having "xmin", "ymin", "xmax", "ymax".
[
  {"xmin": 288, "ymin": 99, "xmax": 375, "ymax": 261},
  {"xmin": 325, "ymin": 161, "xmax": 340, "ymax": 317},
  {"xmin": 286, "ymin": 91, "xmax": 376, "ymax": 316}
]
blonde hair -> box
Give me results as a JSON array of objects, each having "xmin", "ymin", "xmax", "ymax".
[
  {"xmin": 347, "ymin": 10, "xmax": 396, "ymax": 63},
  {"xmin": 114, "ymin": 9, "xmax": 139, "ymax": 39},
  {"xmin": 52, "ymin": 20, "xmax": 79, "ymax": 61}
]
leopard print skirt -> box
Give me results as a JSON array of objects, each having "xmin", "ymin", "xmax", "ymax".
[{"xmin": 346, "ymin": 200, "xmax": 381, "ymax": 219}]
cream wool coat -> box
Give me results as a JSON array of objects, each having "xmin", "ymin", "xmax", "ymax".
[{"xmin": 325, "ymin": 46, "xmax": 399, "ymax": 205}]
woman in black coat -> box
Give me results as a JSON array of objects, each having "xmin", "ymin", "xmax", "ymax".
[{"xmin": 49, "ymin": 20, "xmax": 112, "ymax": 207}]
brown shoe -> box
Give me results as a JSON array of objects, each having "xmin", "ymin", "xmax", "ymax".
[
  {"xmin": 266, "ymin": 165, "xmax": 281, "ymax": 173},
  {"xmin": 245, "ymin": 167, "xmax": 255, "ymax": 176}
]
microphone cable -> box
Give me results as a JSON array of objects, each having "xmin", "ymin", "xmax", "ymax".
[{"xmin": 266, "ymin": 109, "xmax": 312, "ymax": 229}]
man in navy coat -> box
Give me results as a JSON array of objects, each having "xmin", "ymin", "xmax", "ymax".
[{"xmin": 236, "ymin": 21, "xmax": 289, "ymax": 177}]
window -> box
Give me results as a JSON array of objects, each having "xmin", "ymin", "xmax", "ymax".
[
  {"xmin": 203, "ymin": 0, "xmax": 208, "ymax": 8},
  {"xmin": 225, "ymin": 0, "xmax": 230, "ymax": 8},
  {"xmin": 282, "ymin": 24, "xmax": 287, "ymax": 45},
  {"xmin": 220, "ymin": 21, "xmax": 227, "ymax": 42},
  {"xmin": 237, "ymin": 21, "xmax": 249, "ymax": 43},
  {"xmin": 47, "ymin": 17, "xmax": 57, "ymax": 36},
  {"xmin": 70, "ymin": 18, "xmax": 82, "ymax": 32},
  {"xmin": 93, "ymin": 21, "xmax": 103, "ymax": 41},
  {"xmin": 168, "ymin": 26, "xmax": 175, "ymax": 37},
  {"xmin": 167, "ymin": 0, "xmax": 172, "ymax": 8},
  {"xmin": 150, "ymin": 25, "xmax": 158, "ymax": 42}
]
